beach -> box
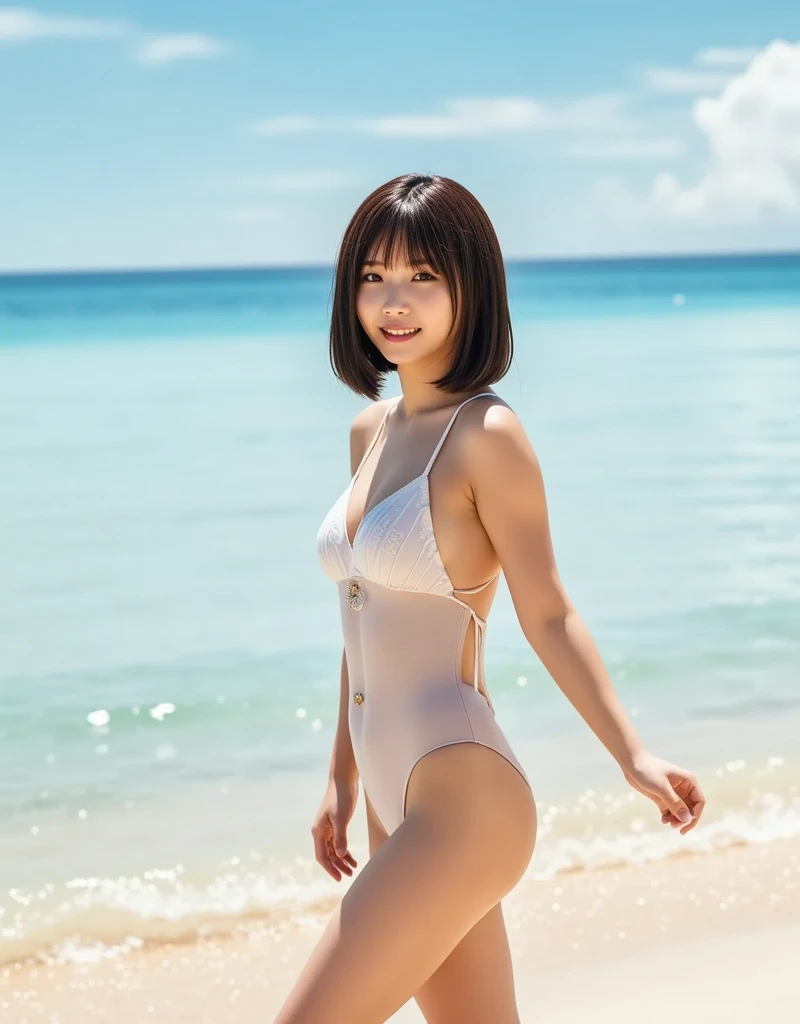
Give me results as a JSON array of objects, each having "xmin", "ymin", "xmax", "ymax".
[
  {"xmin": 1, "ymin": 256, "xmax": 799, "ymax": 1020},
  {"xmin": 4, "ymin": 834, "xmax": 799, "ymax": 1021}
]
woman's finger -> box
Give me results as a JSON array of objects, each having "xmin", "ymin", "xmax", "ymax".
[
  {"xmin": 327, "ymin": 842, "xmax": 353, "ymax": 875},
  {"xmin": 327, "ymin": 841, "xmax": 358, "ymax": 868},
  {"xmin": 331, "ymin": 855, "xmax": 354, "ymax": 877},
  {"xmin": 679, "ymin": 792, "xmax": 706, "ymax": 834},
  {"xmin": 672, "ymin": 775, "xmax": 706, "ymax": 833},
  {"xmin": 325, "ymin": 838, "xmax": 355, "ymax": 878},
  {"xmin": 312, "ymin": 828, "xmax": 341, "ymax": 881}
]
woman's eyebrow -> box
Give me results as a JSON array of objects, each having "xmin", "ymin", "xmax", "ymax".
[{"xmin": 361, "ymin": 259, "xmax": 432, "ymax": 267}]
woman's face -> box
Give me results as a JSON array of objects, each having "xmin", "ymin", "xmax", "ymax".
[{"xmin": 355, "ymin": 242, "xmax": 459, "ymax": 366}]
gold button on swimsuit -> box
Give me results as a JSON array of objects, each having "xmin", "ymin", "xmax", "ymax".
[
  {"xmin": 316, "ymin": 393, "xmax": 531, "ymax": 835},
  {"xmin": 347, "ymin": 578, "xmax": 365, "ymax": 611}
]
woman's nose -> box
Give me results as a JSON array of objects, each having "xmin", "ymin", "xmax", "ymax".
[{"xmin": 382, "ymin": 289, "xmax": 411, "ymax": 315}]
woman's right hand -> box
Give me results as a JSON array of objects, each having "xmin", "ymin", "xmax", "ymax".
[{"xmin": 311, "ymin": 775, "xmax": 359, "ymax": 881}]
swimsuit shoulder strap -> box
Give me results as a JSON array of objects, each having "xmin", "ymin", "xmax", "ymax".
[
  {"xmin": 351, "ymin": 396, "xmax": 401, "ymax": 484},
  {"xmin": 423, "ymin": 392, "xmax": 501, "ymax": 477}
]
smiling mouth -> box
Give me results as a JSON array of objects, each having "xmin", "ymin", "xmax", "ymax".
[{"xmin": 380, "ymin": 327, "xmax": 421, "ymax": 340}]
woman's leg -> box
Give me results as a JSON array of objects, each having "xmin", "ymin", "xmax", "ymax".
[
  {"xmin": 413, "ymin": 902, "xmax": 521, "ymax": 1024},
  {"xmin": 365, "ymin": 790, "xmax": 390, "ymax": 856},
  {"xmin": 366, "ymin": 792, "xmax": 522, "ymax": 1023},
  {"xmin": 273, "ymin": 742, "xmax": 536, "ymax": 1024}
]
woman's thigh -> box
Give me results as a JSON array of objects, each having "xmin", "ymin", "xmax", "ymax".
[
  {"xmin": 369, "ymin": 791, "xmax": 522, "ymax": 1024},
  {"xmin": 413, "ymin": 901, "xmax": 520, "ymax": 1024},
  {"xmin": 274, "ymin": 743, "xmax": 536, "ymax": 1024},
  {"xmin": 364, "ymin": 786, "xmax": 520, "ymax": 1019},
  {"xmin": 366, "ymin": 790, "xmax": 389, "ymax": 856}
]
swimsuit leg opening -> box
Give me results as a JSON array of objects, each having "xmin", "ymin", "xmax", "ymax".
[
  {"xmin": 401, "ymin": 741, "xmax": 533, "ymax": 824},
  {"xmin": 401, "ymin": 741, "xmax": 476, "ymax": 823}
]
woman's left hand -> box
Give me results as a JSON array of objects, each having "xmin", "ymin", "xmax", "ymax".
[{"xmin": 621, "ymin": 750, "xmax": 706, "ymax": 835}]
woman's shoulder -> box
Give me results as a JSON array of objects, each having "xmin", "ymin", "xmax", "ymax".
[
  {"xmin": 348, "ymin": 396, "xmax": 395, "ymax": 474},
  {"xmin": 454, "ymin": 392, "xmax": 520, "ymax": 442},
  {"xmin": 451, "ymin": 394, "xmax": 535, "ymax": 478},
  {"xmin": 350, "ymin": 395, "xmax": 394, "ymax": 442}
]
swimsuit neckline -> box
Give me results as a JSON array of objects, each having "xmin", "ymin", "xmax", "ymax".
[
  {"xmin": 340, "ymin": 391, "xmax": 502, "ymax": 599},
  {"xmin": 342, "ymin": 469, "xmax": 428, "ymax": 555}
]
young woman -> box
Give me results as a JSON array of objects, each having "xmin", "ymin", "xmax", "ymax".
[{"xmin": 276, "ymin": 173, "xmax": 706, "ymax": 1024}]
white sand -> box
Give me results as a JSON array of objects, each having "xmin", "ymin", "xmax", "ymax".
[
  {"xmin": 3, "ymin": 836, "xmax": 799, "ymax": 1023},
  {"xmin": 387, "ymin": 921, "xmax": 800, "ymax": 1022}
]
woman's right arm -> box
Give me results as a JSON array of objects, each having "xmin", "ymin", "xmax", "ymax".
[
  {"xmin": 327, "ymin": 646, "xmax": 358, "ymax": 786},
  {"xmin": 312, "ymin": 656, "xmax": 359, "ymax": 879}
]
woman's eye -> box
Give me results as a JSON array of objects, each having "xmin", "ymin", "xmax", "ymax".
[{"xmin": 360, "ymin": 271, "xmax": 435, "ymax": 282}]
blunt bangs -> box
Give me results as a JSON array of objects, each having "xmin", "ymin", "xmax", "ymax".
[{"xmin": 329, "ymin": 173, "xmax": 513, "ymax": 400}]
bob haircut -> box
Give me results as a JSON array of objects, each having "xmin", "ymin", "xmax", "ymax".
[{"xmin": 329, "ymin": 173, "xmax": 514, "ymax": 400}]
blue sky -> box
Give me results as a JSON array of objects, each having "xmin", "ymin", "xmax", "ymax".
[{"xmin": 1, "ymin": 1, "xmax": 799, "ymax": 271}]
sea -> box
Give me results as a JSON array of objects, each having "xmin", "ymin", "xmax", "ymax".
[{"xmin": 1, "ymin": 252, "xmax": 798, "ymax": 966}]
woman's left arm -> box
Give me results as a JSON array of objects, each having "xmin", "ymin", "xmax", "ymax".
[{"xmin": 469, "ymin": 404, "xmax": 706, "ymax": 836}]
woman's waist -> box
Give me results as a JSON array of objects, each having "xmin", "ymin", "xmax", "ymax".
[
  {"xmin": 346, "ymin": 673, "xmax": 483, "ymax": 725},
  {"xmin": 342, "ymin": 649, "xmax": 465, "ymax": 690}
]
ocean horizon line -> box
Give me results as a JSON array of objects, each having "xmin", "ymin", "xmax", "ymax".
[{"xmin": 1, "ymin": 247, "xmax": 799, "ymax": 283}]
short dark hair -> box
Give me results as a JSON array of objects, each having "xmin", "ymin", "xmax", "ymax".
[{"xmin": 329, "ymin": 173, "xmax": 514, "ymax": 400}]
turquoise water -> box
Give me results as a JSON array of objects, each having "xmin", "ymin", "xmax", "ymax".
[{"xmin": 1, "ymin": 254, "xmax": 799, "ymax": 963}]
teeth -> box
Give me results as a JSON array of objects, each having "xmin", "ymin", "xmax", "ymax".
[{"xmin": 384, "ymin": 328, "xmax": 419, "ymax": 336}]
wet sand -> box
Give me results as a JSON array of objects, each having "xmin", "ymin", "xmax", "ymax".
[{"xmin": 3, "ymin": 834, "xmax": 798, "ymax": 1022}]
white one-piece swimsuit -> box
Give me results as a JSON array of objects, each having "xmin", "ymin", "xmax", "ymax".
[{"xmin": 316, "ymin": 392, "xmax": 531, "ymax": 835}]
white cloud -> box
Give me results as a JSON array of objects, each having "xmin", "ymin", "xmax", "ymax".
[
  {"xmin": 250, "ymin": 94, "xmax": 634, "ymax": 140},
  {"xmin": 546, "ymin": 94, "xmax": 634, "ymax": 132},
  {"xmin": 644, "ymin": 46, "xmax": 760, "ymax": 94},
  {"xmin": 695, "ymin": 47, "xmax": 760, "ymax": 67},
  {"xmin": 369, "ymin": 94, "xmax": 636, "ymax": 136},
  {"xmin": 0, "ymin": 6, "xmax": 126, "ymax": 42},
  {"xmin": 600, "ymin": 40, "xmax": 800, "ymax": 223},
  {"xmin": 220, "ymin": 170, "xmax": 359, "ymax": 224},
  {"xmin": 364, "ymin": 97, "xmax": 548, "ymax": 137},
  {"xmin": 568, "ymin": 137, "xmax": 684, "ymax": 160},
  {"xmin": 0, "ymin": 6, "xmax": 226, "ymax": 64},
  {"xmin": 135, "ymin": 33, "xmax": 226, "ymax": 65},
  {"xmin": 249, "ymin": 100, "xmax": 550, "ymax": 138},
  {"xmin": 645, "ymin": 67, "xmax": 735, "ymax": 94}
]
